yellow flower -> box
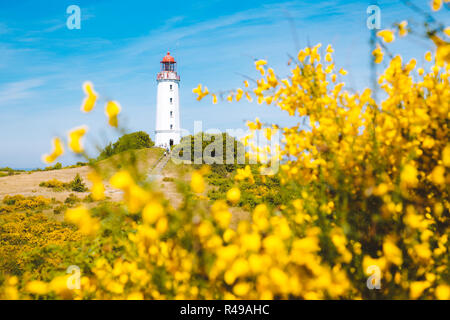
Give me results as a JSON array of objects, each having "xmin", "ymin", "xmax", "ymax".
[
  {"xmin": 233, "ymin": 282, "xmax": 250, "ymax": 296},
  {"xmin": 226, "ymin": 187, "xmax": 240, "ymax": 204},
  {"xmin": 425, "ymin": 51, "xmax": 432, "ymax": 62},
  {"xmin": 42, "ymin": 137, "xmax": 64, "ymax": 164},
  {"xmin": 127, "ymin": 292, "xmax": 144, "ymax": 300},
  {"xmin": 236, "ymin": 88, "xmax": 244, "ymax": 102},
  {"xmin": 362, "ymin": 256, "xmax": 386, "ymax": 273},
  {"xmin": 110, "ymin": 170, "xmax": 134, "ymax": 189},
  {"xmin": 444, "ymin": 27, "xmax": 450, "ymax": 37},
  {"xmin": 431, "ymin": 0, "xmax": 442, "ymax": 11},
  {"xmin": 142, "ymin": 201, "xmax": 164, "ymax": 225},
  {"xmin": 443, "ymin": 144, "xmax": 450, "ymax": 167},
  {"xmin": 372, "ymin": 45, "xmax": 384, "ymax": 64},
  {"xmin": 192, "ymin": 84, "xmax": 209, "ymax": 101},
  {"xmin": 255, "ymin": 59, "xmax": 267, "ymax": 67},
  {"xmin": 65, "ymin": 205, "xmax": 100, "ymax": 236},
  {"xmin": 87, "ymin": 171, "xmax": 105, "ymax": 201},
  {"xmin": 398, "ymin": 21, "xmax": 408, "ymax": 37},
  {"xmin": 212, "ymin": 200, "xmax": 232, "ymax": 229},
  {"xmin": 191, "ymin": 170, "xmax": 205, "ymax": 193},
  {"xmin": 269, "ymin": 267, "xmax": 289, "ymax": 288},
  {"xmin": 68, "ymin": 125, "xmax": 88, "ymax": 153},
  {"xmin": 383, "ymin": 239, "xmax": 403, "ymax": 266},
  {"xmin": 339, "ymin": 68, "xmax": 348, "ymax": 75},
  {"xmin": 81, "ymin": 81, "xmax": 97, "ymax": 113},
  {"xmin": 212, "ymin": 94, "xmax": 217, "ymax": 104},
  {"xmin": 400, "ymin": 163, "xmax": 418, "ymax": 187},
  {"xmin": 325, "ymin": 64, "xmax": 334, "ymax": 74},
  {"xmin": 26, "ymin": 281, "xmax": 49, "ymax": 295},
  {"xmin": 244, "ymin": 80, "xmax": 249, "ymax": 87},
  {"xmin": 435, "ymin": 285, "xmax": 450, "ymax": 300},
  {"xmin": 326, "ymin": 44, "xmax": 334, "ymax": 53},
  {"xmin": 50, "ymin": 275, "xmax": 72, "ymax": 299},
  {"xmin": 325, "ymin": 53, "xmax": 332, "ymax": 62},
  {"xmin": 377, "ymin": 30, "xmax": 395, "ymax": 43},
  {"xmin": 105, "ymin": 101, "xmax": 121, "ymax": 127},
  {"xmin": 430, "ymin": 165, "xmax": 445, "ymax": 185},
  {"xmin": 241, "ymin": 233, "xmax": 261, "ymax": 252},
  {"xmin": 255, "ymin": 60, "xmax": 267, "ymax": 76},
  {"xmin": 410, "ymin": 281, "xmax": 430, "ymax": 299}
]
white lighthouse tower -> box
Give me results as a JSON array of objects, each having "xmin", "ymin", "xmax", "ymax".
[{"xmin": 155, "ymin": 51, "xmax": 181, "ymax": 148}]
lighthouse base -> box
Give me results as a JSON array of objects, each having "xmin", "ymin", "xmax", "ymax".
[{"xmin": 155, "ymin": 130, "xmax": 181, "ymax": 149}]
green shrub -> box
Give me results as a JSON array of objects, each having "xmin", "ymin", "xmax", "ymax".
[
  {"xmin": 64, "ymin": 194, "xmax": 81, "ymax": 205},
  {"xmin": 98, "ymin": 131, "xmax": 154, "ymax": 160},
  {"xmin": 44, "ymin": 162, "xmax": 62, "ymax": 171},
  {"xmin": 39, "ymin": 174, "xmax": 87, "ymax": 193},
  {"xmin": 69, "ymin": 174, "xmax": 87, "ymax": 192},
  {"xmin": 53, "ymin": 204, "xmax": 67, "ymax": 215},
  {"xmin": 39, "ymin": 179, "xmax": 66, "ymax": 191},
  {"xmin": 172, "ymin": 132, "xmax": 245, "ymax": 175}
]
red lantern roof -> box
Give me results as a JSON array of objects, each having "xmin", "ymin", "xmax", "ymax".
[{"xmin": 161, "ymin": 51, "xmax": 175, "ymax": 63}]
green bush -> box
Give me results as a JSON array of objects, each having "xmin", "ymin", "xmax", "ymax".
[
  {"xmin": 39, "ymin": 174, "xmax": 87, "ymax": 193},
  {"xmin": 44, "ymin": 162, "xmax": 62, "ymax": 171},
  {"xmin": 64, "ymin": 194, "xmax": 81, "ymax": 205},
  {"xmin": 68, "ymin": 174, "xmax": 88, "ymax": 192},
  {"xmin": 98, "ymin": 131, "xmax": 154, "ymax": 160},
  {"xmin": 172, "ymin": 132, "xmax": 245, "ymax": 174}
]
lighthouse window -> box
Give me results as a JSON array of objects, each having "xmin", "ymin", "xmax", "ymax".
[
  {"xmin": 170, "ymin": 98, "xmax": 173, "ymax": 104},
  {"xmin": 170, "ymin": 124, "xmax": 173, "ymax": 130},
  {"xmin": 170, "ymin": 84, "xmax": 173, "ymax": 90},
  {"xmin": 170, "ymin": 111, "xmax": 173, "ymax": 117}
]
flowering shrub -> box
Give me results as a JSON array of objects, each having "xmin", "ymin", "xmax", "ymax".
[
  {"xmin": 0, "ymin": 3, "xmax": 449, "ymax": 300},
  {"xmin": 0, "ymin": 209, "xmax": 81, "ymax": 277},
  {"xmin": 2, "ymin": 195, "xmax": 51, "ymax": 211},
  {"xmin": 39, "ymin": 174, "xmax": 88, "ymax": 192}
]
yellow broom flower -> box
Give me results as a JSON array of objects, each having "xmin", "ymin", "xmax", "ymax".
[
  {"xmin": 236, "ymin": 88, "xmax": 243, "ymax": 101},
  {"xmin": 42, "ymin": 137, "xmax": 64, "ymax": 164},
  {"xmin": 65, "ymin": 205, "xmax": 100, "ymax": 236},
  {"xmin": 26, "ymin": 281, "xmax": 49, "ymax": 295},
  {"xmin": 88, "ymin": 171, "xmax": 105, "ymax": 201},
  {"xmin": 377, "ymin": 30, "xmax": 395, "ymax": 43},
  {"xmin": 398, "ymin": 21, "xmax": 408, "ymax": 37},
  {"xmin": 372, "ymin": 45, "xmax": 384, "ymax": 64},
  {"xmin": 81, "ymin": 81, "xmax": 97, "ymax": 113},
  {"xmin": 226, "ymin": 187, "xmax": 241, "ymax": 204},
  {"xmin": 191, "ymin": 170, "xmax": 205, "ymax": 193},
  {"xmin": 105, "ymin": 101, "xmax": 121, "ymax": 127},
  {"xmin": 142, "ymin": 201, "xmax": 164, "ymax": 225},
  {"xmin": 68, "ymin": 125, "xmax": 88, "ymax": 153},
  {"xmin": 431, "ymin": 0, "xmax": 442, "ymax": 11}
]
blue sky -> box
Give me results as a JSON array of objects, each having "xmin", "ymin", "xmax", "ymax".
[{"xmin": 0, "ymin": 0, "xmax": 448, "ymax": 168}]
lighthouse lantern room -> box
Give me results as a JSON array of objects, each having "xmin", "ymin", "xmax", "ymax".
[{"xmin": 155, "ymin": 51, "xmax": 181, "ymax": 149}]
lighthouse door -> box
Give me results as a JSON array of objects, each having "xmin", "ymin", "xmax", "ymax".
[{"xmin": 170, "ymin": 139, "xmax": 174, "ymax": 147}]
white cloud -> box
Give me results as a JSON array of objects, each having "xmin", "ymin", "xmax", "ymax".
[{"xmin": 0, "ymin": 78, "xmax": 46, "ymax": 106}]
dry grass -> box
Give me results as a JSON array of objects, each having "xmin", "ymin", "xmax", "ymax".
[{"xmin": 0, "ymin": 148, "xmax": 164, "ymax": 203}]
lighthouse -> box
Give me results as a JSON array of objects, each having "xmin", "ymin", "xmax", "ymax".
[{"xmin": 155, "ymin": 51, "xmax": 181, "ymax": 148}]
